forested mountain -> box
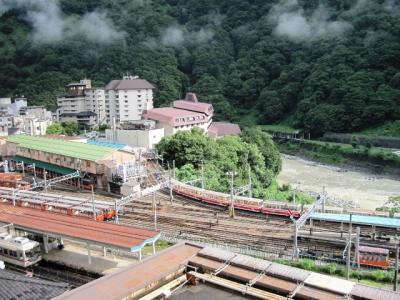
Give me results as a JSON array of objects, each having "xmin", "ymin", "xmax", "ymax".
[{"xmin": 0, "ymin": 0, "xmax": 399, "ymax": 136}]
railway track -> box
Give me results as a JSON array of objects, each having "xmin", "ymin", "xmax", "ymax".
[
  {"xmin": 120, "ymin": 191, "xmax": 346, "ymax": 259},
  {"xmin": 6, "ymin": 260, "xmax": 100, "ymax": 288}
]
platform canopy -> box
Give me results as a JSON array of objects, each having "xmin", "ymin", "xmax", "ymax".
[
  {"xmin": 310, "ymin": 212, "xmax": 400, "ymax": 229},
  {"xmin": 0, "ymin": 203, "xmax": 159, "ymax": 252}
]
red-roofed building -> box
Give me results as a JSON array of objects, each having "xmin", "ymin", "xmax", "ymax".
[
  {"xmin": 208, "ymin": 122, "xmax": 241, "ymax": 138},
  {"xmin": 145, "ymin": 93, "xmax": 213, "ymax": 136}
]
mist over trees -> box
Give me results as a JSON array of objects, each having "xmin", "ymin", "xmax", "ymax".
[{"xmin": 0, "ymin": 0, "xmax": 399, "ymax": 136}]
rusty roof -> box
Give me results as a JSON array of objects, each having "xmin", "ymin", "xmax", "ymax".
[
  {"xmin": 0, "ymin": 204, "xmax": 158, "ymax": 251},
  {"xmin": 54, "ymin": 243, "xmax": 202, "ymax": 300}
]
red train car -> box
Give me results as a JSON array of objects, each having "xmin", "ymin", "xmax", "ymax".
[{"xmin": 173, "ymin": 182, "xmax": 301, "ymax": 218}]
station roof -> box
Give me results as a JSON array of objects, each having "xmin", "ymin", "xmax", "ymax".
[
  {"xmin": 8, "ymin": 135, "xmax": 115, "ymax": 162},
  {"xmin": 0, "ymin": 204, "xmax": 159, "ymax": 251},
  {"xmin": 53, "ymin": 243, "xmax": 202, "ymax": 300},
  {"xmin": 310, "ymin": 212, "xmax": 400, "ymax": 228}
]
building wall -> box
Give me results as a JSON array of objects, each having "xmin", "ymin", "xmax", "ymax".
[
  {"xmin": 106, "ymin": 89, "xmax": 153, "ymax": 123},
  {"xmin": 85, "ymin": 88, "xmax": 106, "ymax": 125},
  {"xmin": 156, "ymin": 120, "xmax": 211, "ymax": 137},
  {"xmin": 57, "ymin": 96, "xmax": 86, "ymax": 115},
  {"xmin": 105, "ymin": 127, "xmax": 164, "ymax": 149},
  {"xmin": 23, "ymin": 119, "xmax": 51, "ymax": 136}
]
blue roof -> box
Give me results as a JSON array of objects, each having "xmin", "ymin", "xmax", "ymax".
[
  {"xmin": 310, "ymin": 213, "xmax": 400, "ymax": 229},
  {"xmin": 87, "ymin": 140, "xmax": 127, "ymax": 149}
]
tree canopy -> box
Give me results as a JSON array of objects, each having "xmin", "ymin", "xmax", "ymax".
[
  {"xmin": 1, "ymin": 0, "xmax": 399, "ymax": 136},
  {"xmin": 156, "ymin": 128, "xmax": 281, "ymax": 197}
]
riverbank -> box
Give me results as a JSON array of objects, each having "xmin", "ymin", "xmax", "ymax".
[
  {"xmin": 277, "ymin": 155, "xmax": 400, "ymax": 210},
  {"xmin": 276, "ymin": 139, "xmax": 400, "ymax": 178}
]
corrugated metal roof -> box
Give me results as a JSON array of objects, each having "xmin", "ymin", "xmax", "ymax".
[
  {"xmin": 351, "ymin": 284, "xmax": 400, "ymax": 300},
  {"xmin": 310, "ymin": 212, "xmax": 400, "ymax": 228},
  {"xmin": 266, "ymin": 263, "xmax": 310, "ymax": 282},
  {"xmin": 230, "ymin": 254, "xmax": 272, "ymax": 271},
  {"xmin": 8, "ymin": 135, "xmax": 115, "ymax": 162},
  {"xmin": 304, "ymin": 273, "xmax": 354, "ymax": 295},
  {"xmin": 198, "ymin": 247, "xmax": 236, "ymax": 262}
]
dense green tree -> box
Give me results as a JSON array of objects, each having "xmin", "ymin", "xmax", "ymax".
[
  {"xmin": 46, "ymin": 123, "xmax": 65, "ymax": 135},
  {"xmin": 1, "ymin": 1, "xmax": 400, "ymax": 136},
  {"xmin": 156, "ymin": 128, "xmax": 280, "ymax": 196}
]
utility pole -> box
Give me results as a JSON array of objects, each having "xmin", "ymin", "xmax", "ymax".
[
  {"xmin": 228, "ymin": 171, "xmax": 235, "ymax": 218},
  {"xmin": 346, "ymin": 214, "xmax": 352, "ymax": 280},
  {"xmin": 168, "ymin": 162, "xmax": 173, "ymax": 203},
  {"xmin": 44, "ymin": 169, "xmax": 47, "ymax": 193},
  {"xmin": 395, "ymin": 243, "xmax": 399, "ymax": 292},
  {"xmin": 293, "ymin": 220, "xmax": 299, "ymax": 261},
  {"xmin": 91, "ymin": 185, "xmax": 96, "ymax": 221},
  {"xmin": 355, "ymin": 227, "xmax": 360, "ymax": 268},
  {"xmin": 201, "ymin": 160, "xmax": 205, "ymax": 190},
  {"xmin": 248, "ymin": 164, "xmax": 252, "ymax": 198},
  {"xmin": 21, "ymin": 161, "xmax": 25, "ymax": 177},
  {"xmin": 33, "ymin": 163, "xmax": 36, "ymax": 183},
  {"xmin": 172, "ymin": 160, "xmax": 176, "ymax": 179},
  {"xmin": 114, "ymin": 199, "xmax": 119, "ymax": 224},
  {"xmin": 152, "ymin": 192, "xmax": 157, "ymax": 231}
]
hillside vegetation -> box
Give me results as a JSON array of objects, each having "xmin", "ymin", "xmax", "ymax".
[{"xmin": 0, "ymin": 0, "xmax": 399, "ymax": 136}]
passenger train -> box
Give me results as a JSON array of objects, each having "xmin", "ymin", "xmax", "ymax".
[
  {"xmin": 0, "ymin": 233, "xmax": 41, "ymax": 267},
  {"xmin": 173, "ymin": 181, "xmax": 302, "ymax": 218}
]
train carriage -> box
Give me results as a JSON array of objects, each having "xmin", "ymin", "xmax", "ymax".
[
  {"xmin": 358, "ymin": 246, "xmax": 390, "ymax": 269},
  {"xmin": 173, "ymin": 181, "xmax": 302, "ymax": 218},
  {"xmin": 0, "ymin": 233, "xmax": 42, "ymax": 267}
]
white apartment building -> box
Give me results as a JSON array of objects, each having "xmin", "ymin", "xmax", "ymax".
[
  {"xmin": 105, "ymin": 76, "xmax": 154, "ymax": 124},
  {"xmin": 84, "ymin": 87, "xmax": 106, "ymax": 125},
  {"xmin": 56, "ymin": 77, "xmax": 154, "ymax": 128}
]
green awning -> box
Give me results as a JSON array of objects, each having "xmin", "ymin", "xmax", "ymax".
[{"xmin": 12, "ymin": 155, "xmax": 76, "ymax": 175}]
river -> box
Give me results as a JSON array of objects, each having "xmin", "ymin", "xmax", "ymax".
[{"xmin": 277, "ymin": 155, "xmax": 400, "ymax": 210}]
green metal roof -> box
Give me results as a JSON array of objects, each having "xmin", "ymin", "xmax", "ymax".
[
  {"xmin": 12, "ymin": 155, "xmax": 76, "ymax": 175},
  {"xmin": 8, "ymin": 135, "xmax": 115, "ymax": 162}
]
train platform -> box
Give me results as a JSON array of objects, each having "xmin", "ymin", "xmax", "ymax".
[
  {"xmin": 0, "ymin": 203, "xmax": 160, "ymax": 255},
  {"xmin": 310, "ymin": 212, "xmax": 400, "ymax": 229},
  {"xmin": 43, "ymin": 242, "xmax": 136, "ymax": 275}
]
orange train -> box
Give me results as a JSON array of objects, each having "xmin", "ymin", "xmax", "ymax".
[
  {"xmin": 173, "ymin": 181, "xmax": 301, "ymax": 218},
  {"xmin": 358, "ymin": 246, "xmax": 390, "ymax": 269},
  {"xmin": 0, "ymin": 188, "xmax": 115, "ymax": 222}
]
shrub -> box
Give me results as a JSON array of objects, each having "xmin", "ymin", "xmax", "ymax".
[
  {"xmin": 299, "ymin": 259, "xmax": 316, "ymax": 271},
  {"xmin": 323, "ymin": 263, "xmax": 337, "ymax": 275}
]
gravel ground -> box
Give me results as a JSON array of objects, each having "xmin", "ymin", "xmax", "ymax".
[{"xmin": 277, "ymin": 155, "xmax": 400, "ymax": 210}]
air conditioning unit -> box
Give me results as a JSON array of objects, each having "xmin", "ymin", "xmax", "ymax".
[
  {"xmin": 13, "ymin": 237, "xmax": 29, "ymax": 245},
  {"xmin": 0, "ymin": 233, "xmax": 11, "ymax": 240}
]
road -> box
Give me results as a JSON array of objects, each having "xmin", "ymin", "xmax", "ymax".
[{"xmin": 277, "ymin": 155, "xmax": 400, "ymax": 210}]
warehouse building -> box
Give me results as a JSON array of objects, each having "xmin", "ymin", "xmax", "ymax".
[{"xmin": 3, "ymin": 135, "xmax": 137, "ymax": 190}]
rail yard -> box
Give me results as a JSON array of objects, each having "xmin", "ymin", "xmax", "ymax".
[{"xmin": 0, "ymin": 135, "xmax": 398, "ymax": 300}]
